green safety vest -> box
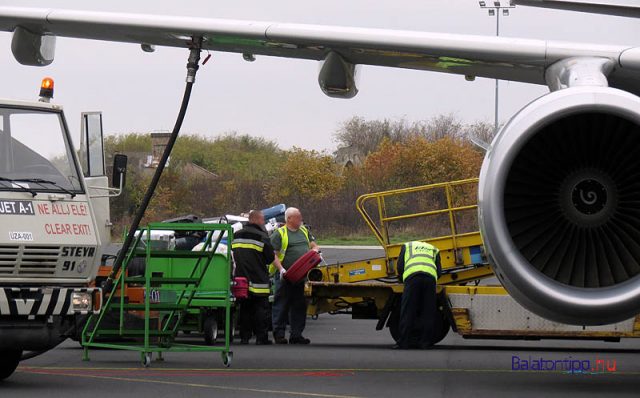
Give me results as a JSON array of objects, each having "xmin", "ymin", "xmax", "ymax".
[
  {"xmin": 269, "ymin": 225, "xmax": 310, "ymax": 274},
  {"xmin": 403, "ymin": 241, "xmax": 439, "ymax": 281}
]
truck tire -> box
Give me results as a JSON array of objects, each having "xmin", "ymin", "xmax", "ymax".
[{"xmin": 0, "ymin": 350, "xmax": 21, "ymax": 381}]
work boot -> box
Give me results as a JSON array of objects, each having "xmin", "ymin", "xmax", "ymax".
[
  {"xmin": 256, "ymin": 339, "xmax": 273, "ymax": 345},
  {"xmin": 274, "ymin": 336, "xmax": 288, "ymax": 344},
  {"xmin": 289, "ymin": 336, "xmax": 310, "ymax": 345}
]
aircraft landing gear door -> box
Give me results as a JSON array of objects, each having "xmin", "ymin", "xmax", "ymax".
[{"xmin": 80, "ymin": 111, "xmax": 111, "ymax": 246}]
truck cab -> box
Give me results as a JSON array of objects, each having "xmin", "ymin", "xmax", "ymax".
[{"xmin": 0, "ymin": 81, "xmax": 125, "ymax": 380}]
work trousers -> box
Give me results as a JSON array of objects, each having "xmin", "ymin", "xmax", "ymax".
[
  {"xmin": 272, "ymin": 276, "xmax": 307, "ymax": 339},
  {"xmin": 238, "ymin": 294, "xmax": 270, "ymax": 342},
  {"xmin": 399, "ymin": 273, "xmax": 437, "ymax": 349},
  {"xmin": 271, "ymin": 274, "xmax": 282, "ymax": 330}
]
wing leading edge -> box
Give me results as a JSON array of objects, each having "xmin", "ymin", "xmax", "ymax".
[
  {"xmin": 515, "ymin": 1, "xmax": 640, "ymax": 18},
  {"xmin": 0, "ymin": 6, "xmax": 639, "ymax": 96}
]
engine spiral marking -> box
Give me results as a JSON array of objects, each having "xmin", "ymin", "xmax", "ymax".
[
  {"xmin": 579, "ymin": 189, "xmax": 598, "ymax": 205},
  {"xmin": 572, "ymin": 179, "xmax": 607, "ymax": 215}
]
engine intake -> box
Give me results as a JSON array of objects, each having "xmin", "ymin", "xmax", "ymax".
[{"xmin": 479, "ymin": 86, "xmax": 640, "ymax": 325}]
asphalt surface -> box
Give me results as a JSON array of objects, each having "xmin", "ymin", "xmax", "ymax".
[{"xmin": 4, "ymin": 247, "xmax": 639, "ymax": 397}]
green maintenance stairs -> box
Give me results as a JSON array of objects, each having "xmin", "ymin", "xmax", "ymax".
[{"xmin": 81, "ymin": 222, "xmax": 234, "ymax": 367}]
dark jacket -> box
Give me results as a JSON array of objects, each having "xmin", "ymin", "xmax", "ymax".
[
  {"xmin": 397, "ymin": 244, "xmax": 442, "ymax": 283},
  {"xmin": 231, "ymin": 223, "xmax": 275, "ymax": 288}
]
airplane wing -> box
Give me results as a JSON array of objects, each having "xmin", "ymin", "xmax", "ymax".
[
  {"xmin": 515, "ymin": 0, "xmax": 640, "ymax": 18},
  {"xmin": 0, "ymin": 7, "xmax": 639, "ymax": 97}
]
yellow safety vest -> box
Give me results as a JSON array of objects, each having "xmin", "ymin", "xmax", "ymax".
[
  {"xmin": 269, "ymin": 225, "xmax": 310, "ymax": 275},
  {"xmin": 403, "ymin": 241, "xmax": 439, "ymax": 281}
]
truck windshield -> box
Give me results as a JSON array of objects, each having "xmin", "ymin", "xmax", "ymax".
[{"xmin": 0, "ymin": 107, "xmax": 83, "ymax": 194}]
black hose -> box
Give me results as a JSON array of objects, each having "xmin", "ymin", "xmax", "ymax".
[{"xmin": 103, "ymin": 46, "xmax": 201, "ymax": 297}]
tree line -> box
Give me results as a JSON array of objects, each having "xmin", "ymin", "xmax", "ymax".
[{"xmin": 106, "ymin": 115, "xmax": 493, "ymax": 240}]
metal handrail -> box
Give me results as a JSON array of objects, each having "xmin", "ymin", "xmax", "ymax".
[{"xmin": 356, "ymin": 178, "xmax": 479, "ymax": 252}]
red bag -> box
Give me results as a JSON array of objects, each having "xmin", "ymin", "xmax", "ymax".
[
  {"xmin": 284, "ymin": 250, "xmax": 322, "ymax": 284},
  {"xmin": 232, "ymin": 277, "xmax": 249, "ymax": 299}
]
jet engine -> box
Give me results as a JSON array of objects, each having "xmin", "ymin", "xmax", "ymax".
[{"xmin": 479, "ymin": 86, "xmax": 640, "ymax": 325}]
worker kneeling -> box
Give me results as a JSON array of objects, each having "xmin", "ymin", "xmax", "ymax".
[
  {"xmin": 232, "ymin": 210, "xmax": 275, "ymax": 345},
  {"xmin": 395, "ymin": 241, "xmax": 442, "ymax": 349}
]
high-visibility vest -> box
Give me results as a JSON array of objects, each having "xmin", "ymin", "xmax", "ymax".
[
  {"xmin": 269, "ymin": 225, "xmax": 310, "ymax": 274},
  {"xmin": 402, "ymin": 241, "xmax": 439, "ymax": 281}
]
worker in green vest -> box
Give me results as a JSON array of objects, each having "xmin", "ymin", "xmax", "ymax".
[
  {"xmin": 395, "ymin": 240, "xmax": 442, "ymax": 349},
  {"xmin": 270, "ymin": 207, "xmax": 319, "ymax": 344}
]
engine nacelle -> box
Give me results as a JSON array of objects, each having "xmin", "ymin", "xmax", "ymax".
[{"xmin": 479, "ymin": 86, "xmax": 640, "ymax": 325}]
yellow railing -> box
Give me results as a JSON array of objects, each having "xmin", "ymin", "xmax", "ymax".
[{"xmin": 356, "ymin": 178, "xmax": 481, "ymax": 271}]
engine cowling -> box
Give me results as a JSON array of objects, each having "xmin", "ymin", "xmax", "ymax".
[{"xmin": 479, "ymin": 86, "xmax": 640, "ymax": 325}]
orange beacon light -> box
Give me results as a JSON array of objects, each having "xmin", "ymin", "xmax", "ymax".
[{"xmin": 39, "ymin": 77, "xmax": 54, "ymax": 101}]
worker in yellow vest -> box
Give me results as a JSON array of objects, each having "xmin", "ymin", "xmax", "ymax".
[
  {"xmin": 395, "ymin": 240, "xmax": 442, "ymax": 349},
  {"xmin": 270, "ymin": 207, "xmax": 319, "ymax": 344}
]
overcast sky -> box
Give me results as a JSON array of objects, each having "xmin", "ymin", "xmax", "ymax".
[{"xmin": 0, "ymin": 0, "xmax": 638, "ymax": 151}]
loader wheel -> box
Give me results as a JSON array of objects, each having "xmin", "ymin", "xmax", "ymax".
[
  {"xmin": 430, "ymin": 307, "xmax": 451, "ymax": 345},
  {"xmin": 0, "ymin": 350, "xmax": 22, "ymax": 381},
  {"xmin": 388, "ymin": 300, "xmax": 401, "ymax": 343},
  {"xmin": 387, "ymin": 300, "xmax": 450, "ymax": 346}
]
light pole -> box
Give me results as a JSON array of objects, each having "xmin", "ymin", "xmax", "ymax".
[{"xmin": 479, "ymin": 1, "xmax": 515, "ymax": 133}]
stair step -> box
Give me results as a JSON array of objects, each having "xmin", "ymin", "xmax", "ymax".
[
  {"xmin": 114, "ymin": 303, "xmax": 188, "ymax": 311},
  {"xmin": 89, "ymin": 329, "xmax": 175, "ymax": 337},
  {"xmin": 128, "ymin": 250, "xmax": 212, "ymax": 259},
  {"xmin": 124, "ymin": 277, "xmax": 201, "ymax": 285}
]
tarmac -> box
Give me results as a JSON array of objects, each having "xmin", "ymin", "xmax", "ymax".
[{"xmin": 4, "ymin": 247, "xmax": 639, "ymax": 397}]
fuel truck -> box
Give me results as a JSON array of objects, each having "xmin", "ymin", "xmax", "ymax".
[{"xmin": 0, "ymin": 78, "xmax": 126, "ymax": 380}]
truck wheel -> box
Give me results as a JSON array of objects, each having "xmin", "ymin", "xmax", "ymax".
[
  {"xmin": 0, "ymin": 350, "xmax": 22, "ymax": 381},
  {"xmin": 204, "ymin": 316, "xmax": 218, "ymax": 345}
]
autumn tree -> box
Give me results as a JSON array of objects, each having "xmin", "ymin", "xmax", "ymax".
[
  {"xmin": 333, "ymin": 117, "xmax": 417, "ymax": 158},
  {"xmin": 466, "ymin": 121, "xmax": 496, "ymax": 148},
  {"xmin": 264, "ymin": 148, "xmax": 345, "ymax": 232},
  {"xmin": 105, "ymin": 115, "xmax": 487, "ymax": 239}
]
